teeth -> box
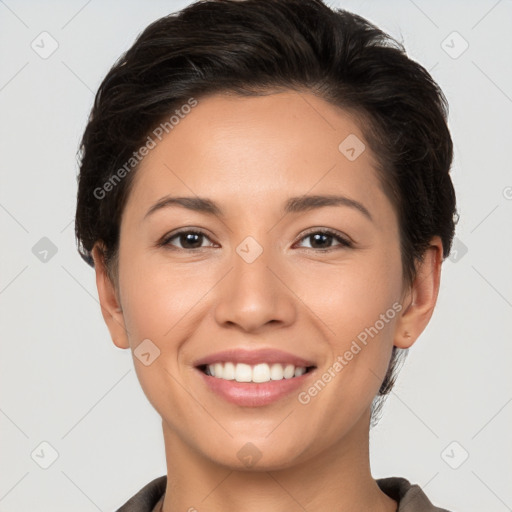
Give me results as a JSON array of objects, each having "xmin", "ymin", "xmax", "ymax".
[
  {"xmin": 205, "ymin": 362, "xmax": 309, "ymax": 382},
  {"xmin": 223, "ymin": 362, "xmax": 235, "ymax": 380},
  {"xmin": 235, "ymin": 363, "xmax": 252, "ymax": 382},
  {"xmin": 252, "ymin": 363, "xmax": 270, "ymax": 383}
]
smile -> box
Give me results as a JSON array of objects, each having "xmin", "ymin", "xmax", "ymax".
[{"xmin": 200, "ymin": 362, "xmax": 315, "ymax": 383}]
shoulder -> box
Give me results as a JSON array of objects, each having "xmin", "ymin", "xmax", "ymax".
[
  {"xmin": 115, "ymin": 475, "xmax": 167, "ymax": 512},
  {"xmin": 116, "ymin": 474, "xmax": 454, "ymax": 512},
  {"xmin": 377, "ymin": 477, "xmax": 453, "ymax": 512}
]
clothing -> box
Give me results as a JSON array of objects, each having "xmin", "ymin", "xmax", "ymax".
[{"xmin": 115, "ymin": 475, "xmax": 452, "ymax": 511}]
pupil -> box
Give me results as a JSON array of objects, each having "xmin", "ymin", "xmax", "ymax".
[
  {"xmin": 182, "ymin": 233, "xmax": 201, "ymax": 248},
  {"xmin": 311, "ymin": 233, "xmax": 331, "ymax": 248},
  {"xmin": 179, "ymin": 233, "xmax": 334, "ymax": 249}
]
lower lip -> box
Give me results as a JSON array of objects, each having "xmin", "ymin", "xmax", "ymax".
[{"xmin": 196, "ymin": 368, "xmax": 316, "ymax": 407}]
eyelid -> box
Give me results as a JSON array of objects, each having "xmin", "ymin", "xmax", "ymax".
[
  {"xmin": 159, "ymin": 226, "xmax": 353, "ymax": 251},
  {"xmin": 293, "ymin": 227, "xmax": 353, "ymax": 249},
  {"xmin": 158, "ymin": 228, "xmax": 217, "ymax": 249}
]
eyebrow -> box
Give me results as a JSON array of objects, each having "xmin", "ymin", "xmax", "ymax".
[{"xmin": 144, "ymin": 194, "xmax": 373, "ymax": 222}]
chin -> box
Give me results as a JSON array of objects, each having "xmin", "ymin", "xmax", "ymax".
[{"xmin": 202, "ymin": 436, "xmax": 311, "ymax": 472}]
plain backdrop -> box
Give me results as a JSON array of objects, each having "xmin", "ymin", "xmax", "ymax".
[{"xmin": 1, "ymin": 1, "xmax": 511, "ymax": 511}]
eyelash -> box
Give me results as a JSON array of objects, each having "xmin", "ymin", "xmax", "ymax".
[{"xmin": 158, "ymin": 227, "xmax": 353, "ymax": 252}]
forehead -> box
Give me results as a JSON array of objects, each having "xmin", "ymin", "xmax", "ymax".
[{"xmin": 125, "ymin": 90, "xmax": 392, "ymax": 224}]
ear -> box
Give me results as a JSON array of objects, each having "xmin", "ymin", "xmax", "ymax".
[
  {"xmin": 91, "ymin": 243, "xmax": 130, "ymax": 349},
  {"xmin": 394, "ymin": 236, "xmax": 443, "ymax": 349}
]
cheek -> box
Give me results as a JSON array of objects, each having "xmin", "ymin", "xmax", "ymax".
[
  {"xmin": 119, "ymin": 260, "xmax": 204, "ymax": 344},
  {"xmin": 116, "ymin": 256, "xmax": 204, "ymax": 412},
  {"xmin": 303, "ymin": 246, "xmax": 403, "ymax": 388},
  {"xmin": 303, "ymin": 247, "xmax": 402, "ymax": 336},
  {"xmin": 295, "ymin": 262, "xmax": 401, "ymax": 434}
]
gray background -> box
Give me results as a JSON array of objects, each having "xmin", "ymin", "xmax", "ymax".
[{"xmin": 1, "ymin": 0, "xmax": 511, "ymax": 510}]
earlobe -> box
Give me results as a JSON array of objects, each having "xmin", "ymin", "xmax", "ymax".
[
  {"xmin": 91, "ymin": 243, "xmax": 130, "ymax": 350},
  {"xmin": 394, "ymin": 237, "xmax": 443, "ymax": 349}
]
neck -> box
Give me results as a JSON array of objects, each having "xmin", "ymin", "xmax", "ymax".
[{"xmin": 159, "ymin": 408, "xmax": 396, "ymax": 512}]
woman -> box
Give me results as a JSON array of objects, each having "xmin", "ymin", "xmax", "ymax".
[{"xmin": 75, "ymin": 0, "xmax": 458, "ymax": 510}]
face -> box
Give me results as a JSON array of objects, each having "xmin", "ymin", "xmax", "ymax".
[{"xmin": 97, "ymin": 90, "xmax": 424, "ymax": 470}]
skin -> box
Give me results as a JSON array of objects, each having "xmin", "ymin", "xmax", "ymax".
[{"xmin": 92, "ymin": 90, "xmax": 443, "ymax": 512}]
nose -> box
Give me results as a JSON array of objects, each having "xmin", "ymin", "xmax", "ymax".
[{"xmin": 213, "ymin": 243, "xmax": 297, "ymax": 333}]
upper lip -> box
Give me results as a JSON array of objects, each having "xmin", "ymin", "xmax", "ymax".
[{"xmin": 193, "ymin": 348, "xmax": 316, "ymax": 368}]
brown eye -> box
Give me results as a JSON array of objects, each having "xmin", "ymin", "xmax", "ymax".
[
  {"xmin": 296, "ymin": 229, "xmax": 352, "ymax": 250},
  {"xmin": 161, "ymin": 230, "xmax": 215, "ymax": 250}
]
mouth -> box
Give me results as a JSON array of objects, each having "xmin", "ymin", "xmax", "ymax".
[
  {"xmin": 195, "ymin": 362, "xmax": 317, "ymax": 407},
  {"xmin": 197, "ymin": 362, "xmax": 317, "ymax": 383},
  {"xmin": 192, "ymin": 348, "xmax": 318, "ymax": 406}
]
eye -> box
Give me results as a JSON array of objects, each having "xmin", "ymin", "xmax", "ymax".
[
  {"xmin": 159, "ymin": 229, "xmax": 216, "ymax": 250},
  {"xmin": 159, "ymin": 228, "xmax": 352, "ymax": 252},
  {"xmin": 294, "ymin": 228, "xmax": 353, "ymax": 251}
]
